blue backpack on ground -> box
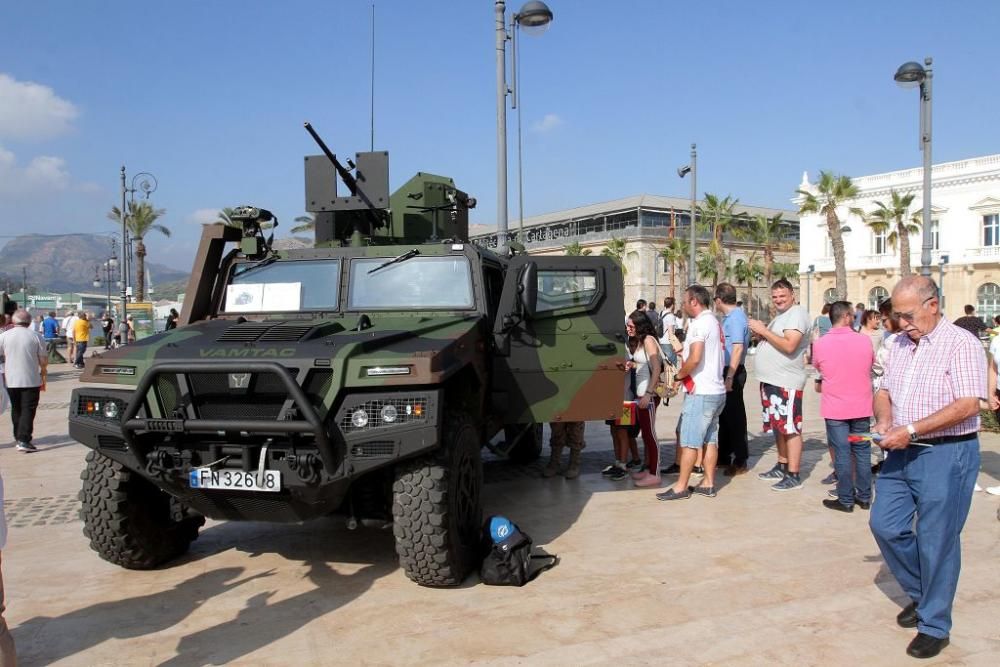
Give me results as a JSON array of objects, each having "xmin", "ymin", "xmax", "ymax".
[{"xmin": 480, "ymin": 516, "xmax": 558, "ymax": 586}]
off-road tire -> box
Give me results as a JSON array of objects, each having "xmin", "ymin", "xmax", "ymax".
[
  {"xmin": 392, "ymin": 412, "xmax": 483, "ymax": 587},
  {"xmin": 505, "ymin": 423, "xmax": 543, "ymax": 464},
  {"xmin": 79, "ymin": 450, "xmax": 204, "ymax": 569}
]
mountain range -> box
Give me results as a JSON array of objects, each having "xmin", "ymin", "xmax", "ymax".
[{"xmin": 0, "ymin": 233, "xmax": 189, "ymax": 298}]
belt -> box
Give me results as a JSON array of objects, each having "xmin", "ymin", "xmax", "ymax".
[{"xmin": 917, "ymin": 434, "xmax": 975, "ymax": 446}]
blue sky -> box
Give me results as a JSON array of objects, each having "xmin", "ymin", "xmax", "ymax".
[{"xmin": 1, "ymin": 0, "xmax": 998, "ymax": 271}]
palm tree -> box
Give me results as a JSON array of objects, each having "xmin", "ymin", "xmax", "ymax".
[
  {"xmin": 747, "ymin": 212, "xmax": 791, "ymax": 315},
  {"xmin": 290, "ymin": 214, "xmax": 316, "ymax": 234},
  {"xmin": 698, "ymin": 193, "xmax": 738, "ymax": 287},
  {"xmin": 865, "ymin": 190, "xmax": 919, "ymax": 276},
  {"xmin": 563, "ymin": 241, "xmax": 592, "ymax": 256},
  {"xmin": 796, "ymin": 171, "xmax": 864, "ymax": 300},
  {"xmin": 733, "ymin": 253, "xmax": 764, "ymax": 319},
  {"xmin": 107, "ymin": 201, "xmax": 169, "ymax": 301},
  {"xmin": 772, "ymin": 261, "xmax": 800, "ymax": 284},
  {"xmin": 601, "ymin": 236, "xmax": 627, "ymax": 275},
  {"xmin": 659, "ymin": 237, "xmax": 689, "ymax": 308},
  {"xmin": 695, "ymin": 250, "xmax": 717, "ymax": 285}
]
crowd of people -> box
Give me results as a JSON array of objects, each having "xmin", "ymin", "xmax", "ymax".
[{"xmin": 543, "ymin": 275, "xmax": 997, "ymax": 660}]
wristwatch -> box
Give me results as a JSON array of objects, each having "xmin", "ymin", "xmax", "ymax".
[{"xmin": 906, "ymin": 424, "xmax": 918, "ymax": 441}]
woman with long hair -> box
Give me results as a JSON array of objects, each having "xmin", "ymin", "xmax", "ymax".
[{"xmin": 625, "ymin": 310, "xmax": 663, "ymax": 487}]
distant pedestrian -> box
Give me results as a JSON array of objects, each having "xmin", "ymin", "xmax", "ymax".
[
  {"xmin": 32, "ymin": 315, "xmax": 44, "ymax": 335},
  {"xmin": 0, "ymin": 308, "xmax": 48, "ymax": 453},
  {"xmin": 715, "ymin": 283, "xmax": 750, "ymax": 476},
  {"xmin": 853, "ymin": 303, "xmax": 865, "ymax": 330},
  {"xmin": 73, "ymin": 311, "xmax": 91, "ymax": 368},
  {"xmin": 164, "ymin": 308, "xmax": 179, "ymax": 331},
  {"xmin": 811, "ymin": 301, "xmax": 874, "ymax": 512},
  {"xmin": 62, "ymin": 310, "xmax": 78, "ymax": 363},
  {"xmin": 101, "ymin": 312, "xmax": 114, "ymax": 349},
  {"xmin": 42, "ymin": 311, "xmax": 62, "ymax": 362},
  {"xmin": 859, "ymin": 309, "xmax": 882, "ymax": 356},
  {"xmin": 952, "ymin": 304, "xmax": 987, "ymax": 337},
  {"xmin": 646, "ymin": 302, "xmax": 660, "ymax": 336},
  {"xmin": 660, "ymin": 297, "xmax": 677, "ymax": 341},
  {"xmin": 812, "ymin": 302, "xmax": 833, "ymax": 338},
  {"xmin": 749, "ymin": 279, "xmax": 812, "ymax": 491},
  {"xmin": 869, "ymin": 276, "xmax": 985, "ymax": 659}
]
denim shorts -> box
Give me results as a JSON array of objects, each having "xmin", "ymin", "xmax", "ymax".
[{"xmin": 678, "ymin": 393, "xmax": 726, "ymax": 448}]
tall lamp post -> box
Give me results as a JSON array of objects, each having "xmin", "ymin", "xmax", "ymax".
[
  {"xmin": 938, "ymin": 253, "xmax": 949, "ymax": 312},
  {"xmin": 806, "ymin": 264, "xmax": 815, "ymax": 314},
  {"xmin": 118, "ymin": 167, "xmax": 158, "ymax": 321},
  {"xmin": 677, "ymin": 143, "xmax": 697, "ymax": 285},
  {"xmin": 894, "ymin": 57, "xmax": 933, "ymax": 277},
  {"xmin": 495, "ymin": 0, "xmax": 553, "ymax": 254}
]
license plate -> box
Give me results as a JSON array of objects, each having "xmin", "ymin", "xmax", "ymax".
[{"xmin": 189, "ymin": 468, "xmax": 281, "ymax": 492}]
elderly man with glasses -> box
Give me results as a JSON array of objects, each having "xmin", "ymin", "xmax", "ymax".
[{"xmin": 869, "ymin": 276, "xmax": 986, "ymax": 660}]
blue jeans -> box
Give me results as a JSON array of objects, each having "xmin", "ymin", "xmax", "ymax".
[
  {"xmin": 825, "ymin": 417, "xmax": 871, "ymax": 506},
  {"xmin": 869, "ymin": 437, "xmax": 979, "ymax": 639}
]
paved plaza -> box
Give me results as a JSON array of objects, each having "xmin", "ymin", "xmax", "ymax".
[{"xmin": 3, "ymin": 357, "xmax": 999, "ymax": 666}]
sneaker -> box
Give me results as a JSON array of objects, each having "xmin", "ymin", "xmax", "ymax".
[
  {"xmin": 631, "ymin": 470, "xmax": 650, "ymax": 481},
  {"xmin": 855, "ymin": 498, "xmax": 872, "ymax": 510},
  {"xmin": 757, "ymin": 464, "xmax": 785, "ymax": 481},
  {"xmin": 16, "ymin": 442, "xmax": 37, "ymax": 453},
  {"xmin": 660, "ymin": 463, "xmax": 681, "ymax": 475},
  {"xmin": 772, "ymin": 475, "xmax": 803, "ymax": 492},
  {"xmin": 601, "ymin": 463, "xmax": 623, "ymax": 476},
  {"xmin": 827, "ymin": 489, "xmax": 838, "ymax": 499},
  {"xmin": 689, "ymin": 485, "xmax": 717, "ymax": 498},
  {"xmin": 986, "ymin": 485, "xmax": 1000, "ymax": 496},
  {"xmin": 607, "ymin": 466, "xmax": 629, "ymax": 481},
  {"xmin": 821, "ymin": 472, "xmax": 838, "ymax": 485},
  {"xmin": 974, "ymin": 483, "xmax": 982, "ymax": 491},
  {"xmin": 625, "ymin": 459, "xmax": 644, "ymax": 472}
]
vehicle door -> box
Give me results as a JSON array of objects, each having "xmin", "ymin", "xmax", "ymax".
[{"xmin": 492, "ymin": 255, "xmax": 626, "ymax": 424}]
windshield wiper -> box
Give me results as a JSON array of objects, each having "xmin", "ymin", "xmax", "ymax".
[{"xmin": 368, "ymin": 248, "xmax": 420, "ymax": 274}]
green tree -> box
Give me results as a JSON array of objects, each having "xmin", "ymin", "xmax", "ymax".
[
  {"xmin": 601, "ymin": 237, "xmax": 627, "ymax": 275},
  {"xmin": 695, "ymin": 250, "xmax": 718, "ymax": 284},
  {"xmin": 733, "ymin": 253, "xmax": 764, "ymax": 319},
  {"xmin": 697, "ymin": 193, "xmax": 739, "ymax": 287},
  {"xmin": 772, "ymin": 261, "xmax": 800, "ymax": 284},
  {"xmin": 796, "ymin": 171, "xmax": 864, "ymax": 300},
  {"xmin": 563, "ymin": 241, "xmax": 592, "ymax": 256},
  {"xmin": 865, "ymin": 189, "xmax": 919, "ymax": 276},
  {"xmin": 659, "ymin": 237, "xmax": 689, "ymax": 308},
  {"xmin": 107, "ymin": 201, "xmax": 169, "ymax": 301},
  {"xmin": 747, "ymin": 212, "xmax": 792, "ymax": 317}
]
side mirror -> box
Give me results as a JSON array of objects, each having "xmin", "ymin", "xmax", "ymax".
[{"xmin": 518, "ymin": 262, "xmax": 538, "ymax": 319}]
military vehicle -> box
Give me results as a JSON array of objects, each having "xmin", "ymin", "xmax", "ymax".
[{"xmin": 69, "ymin": 124, "xmax": 625, "ymax": 586}]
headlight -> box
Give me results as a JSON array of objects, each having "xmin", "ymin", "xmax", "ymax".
[
  {"xmin": 351, "ymin": 408, "xmax": 369, "ymax": 428},
  {"xmin": 102, "ymin": 401, "xmax": 121, "ymax": 419},
  {"xmin": 381, "ymin": 404, "xmax": 398, "ymax": 423}
]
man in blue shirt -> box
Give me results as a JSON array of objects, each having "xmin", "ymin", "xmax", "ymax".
[
  {"xmin": 41, "ymin": 311, "xmax": 64, "ymax": 363},
  {"xmin": 715, "ymin": 283, "xmax": 751, "ymax": 475}
]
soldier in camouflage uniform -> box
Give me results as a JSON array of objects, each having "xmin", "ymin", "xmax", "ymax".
[{"xmin": 544, "ymin": 422, "xmax": 586, "ymax": 479}]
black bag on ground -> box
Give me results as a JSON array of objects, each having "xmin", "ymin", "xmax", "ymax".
[{"xmin": 480, "ymin": 516, "xmax": 558, "ymax": 586}]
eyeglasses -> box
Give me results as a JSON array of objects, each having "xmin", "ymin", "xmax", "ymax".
[{"xmin": 893, "ymin": 296, "xmax": 935, "ymax": 322}]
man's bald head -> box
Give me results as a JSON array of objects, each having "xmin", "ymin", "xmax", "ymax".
[{"xmin": 893, "ymin": 275, "xmax": 938, "ymax": 302}]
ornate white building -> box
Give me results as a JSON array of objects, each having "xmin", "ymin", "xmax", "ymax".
[{"xmin": 797, "ymin": 154, "xmax": 1000, "ymax": 321}]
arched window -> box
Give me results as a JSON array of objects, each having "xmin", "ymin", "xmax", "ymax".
[
  {"xmin": 823, "ymin": 288, "xmax": 838, "ymax": 304},
  {"xmin": 977, "ymin": 283, "xmax": 1000, "ymax": 323},
  {"xmin": 868, "ymin": 286, "xmax": 889, "ymax": 310}
]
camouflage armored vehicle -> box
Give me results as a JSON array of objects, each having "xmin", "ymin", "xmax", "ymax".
[{"xmin": 69, "ymin": 126, "xmax": 625, "ymax": 586}]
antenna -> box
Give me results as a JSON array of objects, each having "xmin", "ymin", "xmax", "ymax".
[{"xmin": 370, "ymin": 3, "xmax": 376, "ymax": 151}]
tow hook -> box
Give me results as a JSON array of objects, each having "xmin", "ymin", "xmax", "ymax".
[{"xmin": 287, "ymin": 453, "xmax": 321, "ymax": 485}]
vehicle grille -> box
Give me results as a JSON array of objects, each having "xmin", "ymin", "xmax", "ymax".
[
  {"xmin": 97, "ymin": 435, "xmax": 127, "ymax": 451},
  {"xmin": 216, "ymin": 321, "xmax": 313, "ymax": 343},
  {"xmin": 340, "ymin": 397, "xmax": 428, "ymax": 433},
  {"xmin": 184, "ymin": 489, "xmax": 304, "ymax": 522},
  {"xmin": 260, "ymin": 325, "xmax": 313, "ymax": 342},
  {"xmin": 349, "ymin": 441, "xmax": 395, "ymax": 459},
  {"xmin": 216, "ymin": 322, "xmax": 271, "ymax": 342},
  {"xmin": 188, "ymin": 370, "xmax": 298, "ymax": 420}
]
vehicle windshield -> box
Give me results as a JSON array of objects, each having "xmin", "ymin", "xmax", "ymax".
[
  {"xmin": 224, "ymin": 259, "xmax": 340, "ymax": 312},
  {"xmin": 348, "ymin": 256, "xmax": 474, "ymax": 309}
]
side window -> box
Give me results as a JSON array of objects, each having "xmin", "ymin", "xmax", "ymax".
[
  {"xmin": 483, "ymin": 265, "xmax": 504, "ymax": 326},
  {"xmin": 536, "ymin": 269, "xmax": 598, "ymax": 314}
]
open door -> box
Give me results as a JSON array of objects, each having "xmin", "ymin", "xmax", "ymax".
[{"xmin": 492, "ymin": 255, "xmax": 626, "ymax": 424}]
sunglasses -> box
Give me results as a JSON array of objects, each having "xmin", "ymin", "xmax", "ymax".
[{"xmin": 892, "ymin": 296, "xmax": 935, "ymax": 323}]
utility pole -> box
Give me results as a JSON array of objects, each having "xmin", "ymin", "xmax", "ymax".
[{"xmin": 120, "ymin": 166, "xmax": 128, "ymax": 323}]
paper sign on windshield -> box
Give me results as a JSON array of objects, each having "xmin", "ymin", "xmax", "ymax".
[
  {"xmin": 225, "ymin": 282, "xmax": 301, "ymax": 312},
  {"xmin": 225, "ymin": 284, "xmax": 264, "ymax": 312},
  {"xmin": 262, "ymin": 282, "xmax": 301, "ymax": 310}
]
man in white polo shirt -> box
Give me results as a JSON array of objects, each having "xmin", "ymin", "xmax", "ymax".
[{"xmin": 657, "ymin": 285, "xmax": 726, "ymax": 500}]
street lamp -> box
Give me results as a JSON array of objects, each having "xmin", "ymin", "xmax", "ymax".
[
  {"xmin": 806, "ymin": 264, "xmax": 815, "ymax": 314},
  {"xmin": 118, "ymin": 167, "xmax": 158, "ymax": 322},
  {"xmin": 495, "ymin": 0, "xmax": 554, "ymax": 254},
  {"xmin": 894, "ymin": 57, "xmax": 933, "ymax": 277},
  {"xmin": 938, "ymin": 253, "xmax": 949, "ymax": 312},
  {"xmin": 677, "ymin": 143, "xmax": 697, "ymax": 285}
]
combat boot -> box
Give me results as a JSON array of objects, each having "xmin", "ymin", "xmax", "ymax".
[
  {"xmin": 543, "ymin": 447, "xmax": 564, "ymax": 478},
  {"xmin": 564, "ymin": 449, "xmax": 582, "ymax": 479}
]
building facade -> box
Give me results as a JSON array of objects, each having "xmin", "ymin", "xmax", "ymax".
[
  {"xmin": 797, "ymin": 154, "xmax": 1000, "ymax": 322},
  {"xmin": 471, "ymin": 194, "xmax": 799, "ymax": 319}
]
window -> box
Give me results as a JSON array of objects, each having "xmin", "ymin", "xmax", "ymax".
[
  {"xmin": 225, "ymin": 259, "xmax": 340, "ymax": 312},
  {"xmin": 930, "ymin": 219, "xmax": 939, "ymax": 250},
  {"xmin": 537, "ymin": 270, "xmax": 598, "ymax": 313},
  {"xmin": 348, "ymin": 256, "xmax": 474, "ymax": 309},
  {"xmin": 873, "ymin": 228, "xmax": 888, "ymax": 255},
  {"xmin": 985, "ymin": 214, "xmax": 1000, "ymax": 247},
  {"xmin": 977, "ymin": 283, "xmax": 1000, "ymax": 323},
  {"xmin": 823, "ymin": 288, "xmax": 838, "ymax": 304},
  {"xmin": 868, "ymin": 286, "xmax": 889, "ymax": 310}
]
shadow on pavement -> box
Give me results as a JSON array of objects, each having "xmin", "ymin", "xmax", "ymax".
[
  {"xmin": 12, "ymin": 567, "xmax": 273, "ymax": 665},
  {"xmin": 980, "ymin": 449, "xmax": 1000, "ymax": 484}
]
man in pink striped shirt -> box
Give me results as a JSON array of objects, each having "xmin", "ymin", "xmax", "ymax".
[
  {"xmin": 811, "ymin": 301, "xmax": 874, "ymax": 512},
  {"xmin": 869, "ymin": 276, "xmax": 986, "ymax": 660}
]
